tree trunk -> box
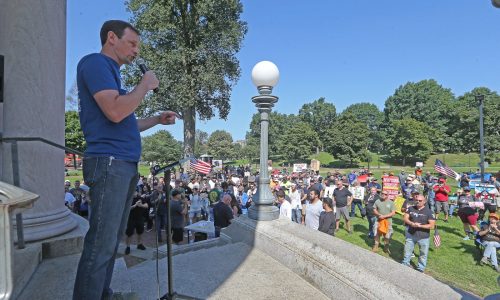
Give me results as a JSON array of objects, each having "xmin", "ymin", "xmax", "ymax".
[
  {"xmin": 402, "ymin": 156, "xmax": 406, "ymax": 166},
  {"xmin": 183, "ymin": 106, "xmax": 196, "ymax": 157}
]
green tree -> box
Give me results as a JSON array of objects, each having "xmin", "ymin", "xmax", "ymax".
[
  {"xmin": 280, "ymin": 122, "xmax": 319, "ymax": 161},
  {"xmin": 342, "ymin": 102, "xmax": 384, "ymax": 152},
  {"xmin": 141, "ymin": 130, "xmax": 183, "ymax": 165},
  {"xmin": 298, "ymin": 97, "xmax": 336, "ymax": 150},
  {"xmin": 65, "ymin": 81, "xmax": 78, "ymax": 111},
  {"xmin": 65, "ymin": 111, "xmax": 86, "ymax": 168},
  {"xmin": 450, "ymin": 87, "xmax": 500, "ymax": 162},
  {"xmin": 194, "ymin": 129, "xmax": 209, "ymax": 157},
  {"xmin": 247, "ymin": 112, "xmax": 299, "ymax": 157},
  {"xmin": 125, "ymin": 0, "xmax": 247, "ymax": 157},
  {"xmin": 384, "ymin": 79, "xmax": 455, "ymax": 150},
  {"xmin": 385, "ymin": 118, "xmax": 434, "ymax": 166},
  {"xmin": 323, "ymin": 113, "xmax": 369, "ymax": 166},
  {"xmin": 207, "ymin": 130, "xmax": 233, "ymax": 160}
]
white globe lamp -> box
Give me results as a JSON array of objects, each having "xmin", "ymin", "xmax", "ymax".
[{"xmin": 251, "ymin": 61, "xmax": 280, "ymax": 88}]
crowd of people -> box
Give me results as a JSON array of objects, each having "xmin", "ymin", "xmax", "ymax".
[{"xmin": 64, "ymin": 165, "xmax": 500, "ymax": 274}]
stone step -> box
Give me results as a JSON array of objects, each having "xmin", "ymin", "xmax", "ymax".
[
  {"xmin": 125, "ymin": 242, "xmax": 329, "ymax": 300},
  {"xmin": 16, "ymin": 254, "xmax": 131, "ymax": 300}
]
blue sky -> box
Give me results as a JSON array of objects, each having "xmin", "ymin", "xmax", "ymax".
[{"xmin": 66, "ymin": 0, "xmax": 500, "ymax": 141}]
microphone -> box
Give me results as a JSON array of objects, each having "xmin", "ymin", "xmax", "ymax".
[{"xmin": 138, "ymin": 61, "xmax": 159, "ymax": 93}]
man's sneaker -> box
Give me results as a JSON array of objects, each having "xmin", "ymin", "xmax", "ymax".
[
  {"xmin": 146, "ymin": 228, "xmax": 153, "ymax": 232},
  {"xmin": 443, "ymin": 219, "xmax": 449, "ymax": 223},
  {"xmin": 137, "ymin": 244, "xmax": 146, "ymax": 250},
  {"xmin": 372, "ymin": 244, "xmax": 379, "ymax": 252},
  {"xmin": 495, "ymin": 265, "xmax": 500, "ymax": 273},
  {"xmin": 383, "ymin": 245, "xmax": 391, "ymax": 254},
  {"xmin": 480, "ymin": 256, "xmax": 489, "ymax": 265},
  {"xmin": 124, "ymin": 246, "xmax": 130, "ymax": 255},
  {"xmin": 463, "ymin": 236, "xmax": 470, "ymax": 241},
  {"xmin": 411, "ymin": 253, "xmax": 415, "ymax": 258}
]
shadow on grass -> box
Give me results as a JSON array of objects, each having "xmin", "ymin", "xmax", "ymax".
[
  {"xmin": 451, "ymin": 242, "xmax": 483, "ymax": 263},
  {"xmin": 353, "ymin": 223, "xmax": 406, "ymax": 262}
]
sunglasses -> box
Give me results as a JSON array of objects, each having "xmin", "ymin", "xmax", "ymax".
[{"xmin": 382, "ymin": 193, "xmax": 388, "ymax": 196}]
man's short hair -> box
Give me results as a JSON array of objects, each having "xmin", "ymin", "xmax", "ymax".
[
  {"xmin": 100, "ymin": 20, "xmax": 140, "ymax": 46},
  {"xmin": 323, "ymin": 197, "xmax": 333, "ymax": 209}
]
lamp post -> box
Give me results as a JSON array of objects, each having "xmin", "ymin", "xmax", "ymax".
[
  {"xmin": 248, "ymin": 61, "xmax": 280, "ymax": 221},
  {"xmin": 476, "ymin": 94, "xmax": 486, "ymax": 183}
]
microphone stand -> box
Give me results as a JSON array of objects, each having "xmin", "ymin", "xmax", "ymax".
[{"xmin": 152, "ymin": 157, "xmax": 198, "ymax": 300}]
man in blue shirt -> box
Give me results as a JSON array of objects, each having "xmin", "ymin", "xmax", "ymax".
[{"xmin": 73, "ymin": 20, "xmax": 179, "ymax": 300}]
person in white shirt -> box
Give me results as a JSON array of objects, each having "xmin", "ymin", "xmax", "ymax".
[
  {"xmin": 289, "ymin": 183, "xmax": 303, "ymax": 224},
  {"xmin": 188, "ymin": 187, "xmax": 203, "ymax": 224},
  {"xmin": 277, "ymin": 190, "xmax": 292, "ymax": 220},
  {"xmin": 208, "ymin": 177, "xmax": 216, "ymax": 190},
  {"xmin": 305, "ymin": 189, "xmax": 324, "ymax": 230},
  {"xmin": 349, "ymin": 181, "xmax": 366, "ymax": 218},
  {"xmin": 324, "ymin": 180, "xmax": 336, "ymax": 199}
]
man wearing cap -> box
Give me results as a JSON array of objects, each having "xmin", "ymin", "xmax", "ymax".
[
  {"xmin": 367, "ymin": 178, "xmax": 381, "ymax": 193},
  {"xmin": 401, "ymin": 190, "xmax": 420, "ymax": 214},
  {"xmin": 170, "ymin": 189, "xmax": 188, "ymax": 244},
  {"xmin": 457, "ymin": 187, "xmax": 479, "ymax": 240},
  {"xmin": 401, "ymin": 176, "xmax": 417, "ymax": 202},
  {"xmin": 478, "ymin": 213, "xmax": 500, "ymax": 272},
  {"xmin": 402, "ymin": 195, "xmax": 436, "ymax": 272},
  {"xmin": 372, "ymin": 191, "xmax": 396, "ymax": 253},
  {"xmin": 434, "ymin": 178, "xmax": 451, "ymax": 222},
  {"xmin": 426, "ymin": 177, "xmax": 438, "ymax": 212}
]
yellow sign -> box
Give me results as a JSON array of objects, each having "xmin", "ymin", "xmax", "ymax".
[{"xmin": 394, "ymin": 196, "xmax": 406, "ymax": 215}]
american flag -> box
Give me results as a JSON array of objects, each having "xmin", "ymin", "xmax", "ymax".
[
  {"xmin": 434, "ymin": 159, "xmax": 460, "ymax": 181},
  {"xmin": 434, "ymin": 227, "xmax": 441, "ymax": 248},
  {"xmin": 190, "ymin": 159, "xmax": 211, "ymax": 175}
]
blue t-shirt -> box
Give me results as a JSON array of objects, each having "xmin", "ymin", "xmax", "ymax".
[{"xmin": 77, "ymin": 53, "xmax": 141, "ymax": 162}]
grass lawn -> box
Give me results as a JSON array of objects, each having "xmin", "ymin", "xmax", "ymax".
[{"xmin": 335, "ymin": 213, "xmax": 500, "ymax": 297}]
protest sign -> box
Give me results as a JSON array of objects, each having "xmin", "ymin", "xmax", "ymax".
[{"xmin": 382, "ymin": 175, "xmax": 400, "ymax": 200}]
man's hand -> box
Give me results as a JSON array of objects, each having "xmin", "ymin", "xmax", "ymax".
[
  {"xmin": 141, "ymin": 70, "xmax": 160, "ymax": 92},
  {"xmin": 158, "ymin": 111, "xmax": 181, "ymax": 125}
]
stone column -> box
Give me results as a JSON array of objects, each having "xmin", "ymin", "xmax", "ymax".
[{"xmin": 0, "ymin": 0, "xmax": 77, "ymax": 242}]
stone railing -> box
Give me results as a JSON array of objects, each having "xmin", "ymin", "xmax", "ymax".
[{"xmin": 0, "ymin": 182, "xmax": 38, "ymax": 300}]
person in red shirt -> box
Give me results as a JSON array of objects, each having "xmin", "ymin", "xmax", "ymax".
[{"xmin": 433, "ymin": 178, "xmax": 451, "ymax": 222}]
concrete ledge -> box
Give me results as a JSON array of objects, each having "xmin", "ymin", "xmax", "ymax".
[
  {"xmin": 11, "ymin": 244, "xmax": 42, "ymax": 300},
  {"xmin": 39, "ymin": 213, "xmax": 88, "ymax": 259},
  {"xmin": 222, "ymin": 216, "xmax": 462, "ymax": 300}
]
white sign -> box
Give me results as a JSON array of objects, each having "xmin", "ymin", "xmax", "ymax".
[
  {"xmin": 212, "ymin": 160, "xmax": 223, "ymax": 171},
  {"xmin": 416, "ymin": 162, "xmax": 423, "ymax": 167},
  {"xmin": 293, "ymin": 163, "xmax": 307, "ymax": 172}
]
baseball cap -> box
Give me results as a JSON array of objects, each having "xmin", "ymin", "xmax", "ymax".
[
  {"xmin": 489, "ymin": 213, "xmax": 499, "ymax": 220},
  {"xmin": 171, "ymin": 189, "xmax": 182, "ymax": 197},
  {"xmin": 463, "ymin": 186, "xmax": 471, "ymax": 191}
]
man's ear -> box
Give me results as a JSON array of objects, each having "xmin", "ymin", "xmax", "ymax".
[{"xmin": 107, "ymin": 31, "xmax": 117, "ymax": 45}]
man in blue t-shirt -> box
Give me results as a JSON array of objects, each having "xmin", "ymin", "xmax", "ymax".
[{"xmin": 73, "ymin": 20, "xmax": 180, "ymax": 300}]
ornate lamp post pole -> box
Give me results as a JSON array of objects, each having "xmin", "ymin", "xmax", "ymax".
[
  {"xmin": 475, "ymin": 94, "xmax": 486, "ymax": 183},
  {"xmin": 248, "ymin": 61, "xmax": 280, "ymax": 221}
]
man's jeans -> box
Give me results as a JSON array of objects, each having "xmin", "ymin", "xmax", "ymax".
[
  {"xmin": 73, "ymin": 157, "xmax": 138, "ymax": 300},
  {"xmin": 156, "ymin": 213, "xmax": 167, "ymax": 241},
  {"xmin": 350, "ymin": 199, "xmax": 364, "ymax": 217},
  {"xmin": 401, "ymin": 234, "xmax": 430, "ymax": 272},
  {"xmin": 367, "ymin": 215, "xmax": 376, "ymax": 238},
  {"xmin": 291, "ymin": 208, "xmax": 302, "ymax": 224},
  {"xmin": 483, "ymin": 241, "xmax": 500, "ymax": 267}
]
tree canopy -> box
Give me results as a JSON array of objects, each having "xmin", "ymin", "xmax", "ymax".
[
  {"xmin": 141, "ymin": 130, "xmax": 183, "ymax": 165},
  {"xmin": 207, "ymin": 130, "xmax": 234, "ymax": 160},
  {"xmin": 125, "ymin": 0, "xmax": 247, "ymax": 156}
]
